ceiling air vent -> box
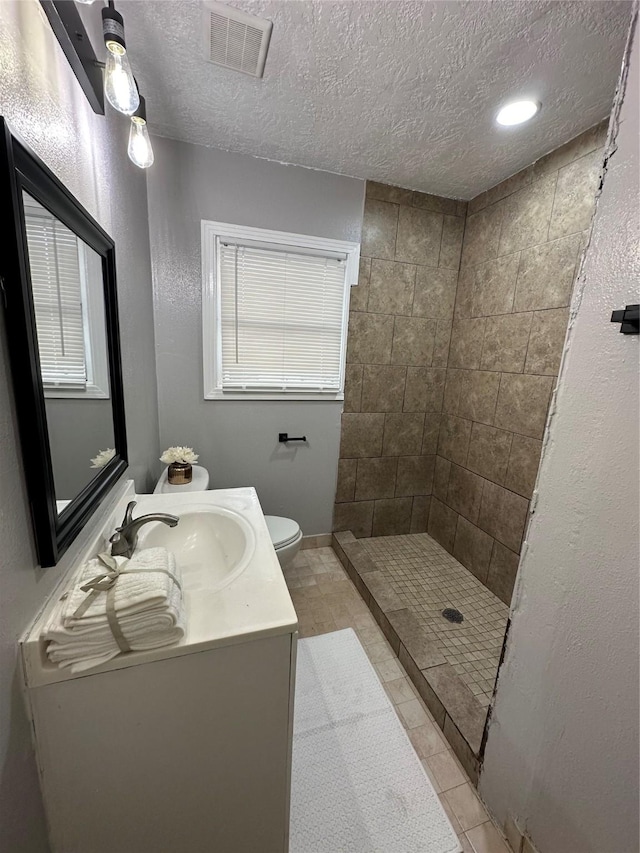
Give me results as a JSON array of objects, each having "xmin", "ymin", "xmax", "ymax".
[{"xmin": 203, "ymin": 1, "xmax": 273, "ymax": 78}]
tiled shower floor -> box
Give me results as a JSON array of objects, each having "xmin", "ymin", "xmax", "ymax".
[{"xmin": 359, "ymin": 534, "xmax": 509, "ymax": 706}]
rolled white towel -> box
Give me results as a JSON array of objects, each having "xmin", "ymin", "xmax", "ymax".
[{"xmin": 43, "ymin": 547, "xmax": 186, "ymax": 673}]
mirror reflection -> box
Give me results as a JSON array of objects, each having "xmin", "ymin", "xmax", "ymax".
[{"xmin": 22, "ymin": 192, "xmax": 115, "ymax": 515}]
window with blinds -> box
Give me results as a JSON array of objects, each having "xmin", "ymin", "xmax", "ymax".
[
  {"xmin": 25, "ymin": 209, "xmax": 87, "ymax": 388},
  {"xmin": 216, "ymin": 240, "xmax": 348, "ymax": 393}
]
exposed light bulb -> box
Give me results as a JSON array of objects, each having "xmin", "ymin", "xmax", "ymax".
[
  {"xmin": 104, "ymin": 43, "xmax": 139, "ymax": 115},
  {"xmin": 496, "ymin": 100, "xmax": 541, "ymax": 127},
  {"xmin": 128, "ymin": 118, "xmax": 154, "ymax": 169},
  {"xmin": 75, "ymin": 0, "xmax": 97, "ymax": 4},
  {"xmin": 128, "ymin": 96, "xmax": 154, "ymax": 168},
  {"xmin": 102, "ymin": 3, "xmax": 139, "ymax": 115}
]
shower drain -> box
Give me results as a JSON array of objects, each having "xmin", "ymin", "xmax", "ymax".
[{"xmin": 442, "ymin": 608, "xmax": 464, "ymax": 624}]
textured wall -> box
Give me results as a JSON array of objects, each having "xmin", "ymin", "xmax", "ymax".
[
  {"xmin": 0, "ymin": 2, "xmax": 159, "ymax": 849},
  {"xmin": 146, "ymin": 136, "xmax": 364, "ymax": 535},
  {"xmin": 481, "ymin": 14, "xmax": 639, "ymax": 853},
  {"xmin": 333, "ymin": 183, "xmax": 466, "ymax": 538},
  {"xmin": 428, "ymin": 122, "xmax": 607, "ymax": 604}
]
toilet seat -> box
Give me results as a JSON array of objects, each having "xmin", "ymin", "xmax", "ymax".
[{"xmin": 265, "ymin": 515, "xmax": 301, "ymax": 550}]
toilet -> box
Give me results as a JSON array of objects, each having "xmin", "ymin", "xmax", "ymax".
[{"xmin": 154, "ymin": 466, "xmax": 303, "ymax": 567}]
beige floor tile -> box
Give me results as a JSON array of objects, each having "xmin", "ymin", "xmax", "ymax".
[
  {"xmin": 321, "ymin": 592, "xmax": 347, "ymax": 610},
  {"xmin": 344, "ymin": 597, "xmax": 372, "ymax": 617},
  {"xmin": 333, "ymin": 611, "xmax": 357, "ymax": 630},
  {"xmin": 396, "ymin": 698, "xmax": 431, "ymax": 729},
  {"xmin": 314, "ymin": 580, "xmax": 341, "ymax": 595},
  {"xmin": 326, "ymin": 600, "xmax": 352, "ymax": 619},
  {"xmin": 365, "ymin": 640, "xmax": 395, "ymax": 664},
  {"xmin": 352, "ymin": 610, "xmax": 378, "ymax": 629},
  {"xmin": 439, "ymin": 793, "xmax": 463, "ymax": 835},
  {"xmin": 292, "ymin": 584, "xmax": 322, "ymax": 600},
  {"xmin": 309, "ymin": 547, "xmax": 339, "ymax": 563},
  {"xmin": 458, "ymin": 833, "xmax": 475, "ymax": 852},
  {"xmin": 308, "ymin": 563, "xmax": 332, "ymax": 576},
  {"xmin": 356, "ymin": 625, "xmax": 385, "ymax": 646},
  {"xmin": 408, "ymin": 721, "xmax": 448, "ymax": 758},
  {"xmin": 420, "ymin": 758, "xmax": 442, "ymax": 793},
  {"xmin": 384, "ymin": 676, "xmax": 417, "ymax": 705},
  {"xmin": 315, "ymin": 620, "xmax": 337, "ymax": 634},
  {"xmin": 465, "ymin": 821, "xmax": 512, "ymax": 853},
  {"xmin": 373, "ymin": 657, "xmax": 405, "ymax": 682},
  {"xmin": 310, "ymin": 604, "xmax": 333, "ymax": 625},
  {"xmin": 425, "ymin": 750, "xmax": 467, "ymax": 792},
  {"xmin": 445, "ymin": 783, "xmax": 490, "ymax": 831}
]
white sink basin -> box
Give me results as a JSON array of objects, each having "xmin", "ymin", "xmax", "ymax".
[
  {"xmin": 22, "ymin": 486, "xmax": 297, "ymax": 687},
  {"xmin": 137, "ymin": 503, "xmax": 256, "ymax": 592}
]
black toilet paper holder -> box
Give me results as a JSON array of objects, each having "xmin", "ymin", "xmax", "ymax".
[{"xmin": 279, "ymin": 433, "xmax": 307, "ymax": 443}]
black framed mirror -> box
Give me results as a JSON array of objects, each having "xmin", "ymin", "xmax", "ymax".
[{"xmin": 0, "ymin": 118, "xmax": 127, "ymax": 567}]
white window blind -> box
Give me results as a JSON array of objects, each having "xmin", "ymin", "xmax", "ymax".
[
  {"xmin": 217, "ymin": 240, "xmax": 348, "ymax": 392},
  {"xmin": 25, "ymin": 212, "xmax": 87, "ymax": 388}
]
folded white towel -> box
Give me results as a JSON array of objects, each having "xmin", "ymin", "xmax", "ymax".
[
  {"xmin": 62, "ymin": 547, "xmax": 178, "ymax": 626},
  {"xmin": 43, "ymin": 547, "xmax": 186, "ymax": 673}
]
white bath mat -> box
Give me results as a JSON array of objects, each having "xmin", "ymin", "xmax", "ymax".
[{"xmin": 290, "ymin": 628, "xmax": 461, "ymax": 853}]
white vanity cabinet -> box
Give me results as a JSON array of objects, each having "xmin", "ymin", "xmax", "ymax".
[{"xmin": 21, "ymin": 486, "xmax": 298, "ymax": 853}]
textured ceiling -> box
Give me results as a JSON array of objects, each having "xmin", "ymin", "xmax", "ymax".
[{"xmin": 120, "ymin": 0, "xmax": 632, "ymax": 198}]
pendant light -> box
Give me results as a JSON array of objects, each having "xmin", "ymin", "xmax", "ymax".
[
  {"xmin": 102, "ymin": 1, "xmax": 139, "ymax": 115},
  {"xmin": 128, "ymin": 95, "xmax": 154, "ymax": 169}
]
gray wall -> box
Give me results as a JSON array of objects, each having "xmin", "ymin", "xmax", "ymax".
[
  {"xmin": 480, "ymin": 13, "xmax": 639, "ymax": 853},
  {"xmin": 45, "ymin": 399, "xmax": 114, "ymax": 501},
  {"xmin": 147, "ymin": 136, "xmax": 364, "ymax": 534},
  {"xmin": 0, "ymin": 2, "xmax": 159, "ymax": 849}
]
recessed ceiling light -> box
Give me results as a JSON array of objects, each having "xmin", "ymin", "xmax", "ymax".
[{"xmin": 496, "ymin": 100, "xmax": 541, "ymax": 127}]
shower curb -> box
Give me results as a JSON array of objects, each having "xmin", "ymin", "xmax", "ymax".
[{"xmin": 332, "ymin": 530, "xmax": 487, "ymax": 784}]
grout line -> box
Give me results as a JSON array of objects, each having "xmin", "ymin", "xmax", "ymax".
[
  {"xmin": 502, "ymin": 431, "xmax": 516, "ymax": 488},
  {"xmin": 435, "ymin": 214, "xmax": 446, "ymax": 269},
  {"xmin": 520, "ymin": 312, "xmax": 535, "ymax": 375},
  {"xmin": 392, "ymin": 202, "xmax": 401, "ymax": 261},
  {"xmin": 490, "ymin": 370, "xmax": 504, "ymax": 427},
  {"xmin": 545, "ymin": 172, "xmax": 559, "ymax": 243}
]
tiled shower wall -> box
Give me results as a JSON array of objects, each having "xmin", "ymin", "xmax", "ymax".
[
  {"xmin": 333, "ymin": 183, "xmax": 467, "ymax": 539},
  {"xmin": 333, "ymin": 122, "xmax": 606, "ymax": 605},
  {"xmin": 429, "ymin": 122, "xmax": 607, "ymax": 604}
]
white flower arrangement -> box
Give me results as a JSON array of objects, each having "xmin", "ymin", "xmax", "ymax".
[
  {"xmin": 160, "ymin": 446, "xmax": 199, "ymax": 465},
  {"xmin": 90, "ymin": 448, "xmax": 115, "ymax": 469}
]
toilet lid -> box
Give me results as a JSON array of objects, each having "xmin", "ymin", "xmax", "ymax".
[{"xmin": 265, "ymin": 515, "xmax": 301, "ymax": 548}]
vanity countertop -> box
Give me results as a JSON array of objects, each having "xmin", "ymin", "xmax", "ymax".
[{"xmin": 21, "ymin": 484, "xmax": 298, "ymax": 688}]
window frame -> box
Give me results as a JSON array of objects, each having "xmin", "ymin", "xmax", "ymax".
[{"xmin": 201, "ymin": 220, "xmax": 360, "ymax": 401}]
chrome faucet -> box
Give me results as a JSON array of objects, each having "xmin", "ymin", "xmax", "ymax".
[{"xmin": 109, "ymin": 500, "xmax": 179, "ymax": 559}]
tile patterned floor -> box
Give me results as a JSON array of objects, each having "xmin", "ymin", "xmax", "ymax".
[
  {"xmin": 358, "ymin": 534, "xmax": 509, "ymax": 706},
  {"xmin": 284, "ymin": 546, "xmax": 512, "ymax": 853}
]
